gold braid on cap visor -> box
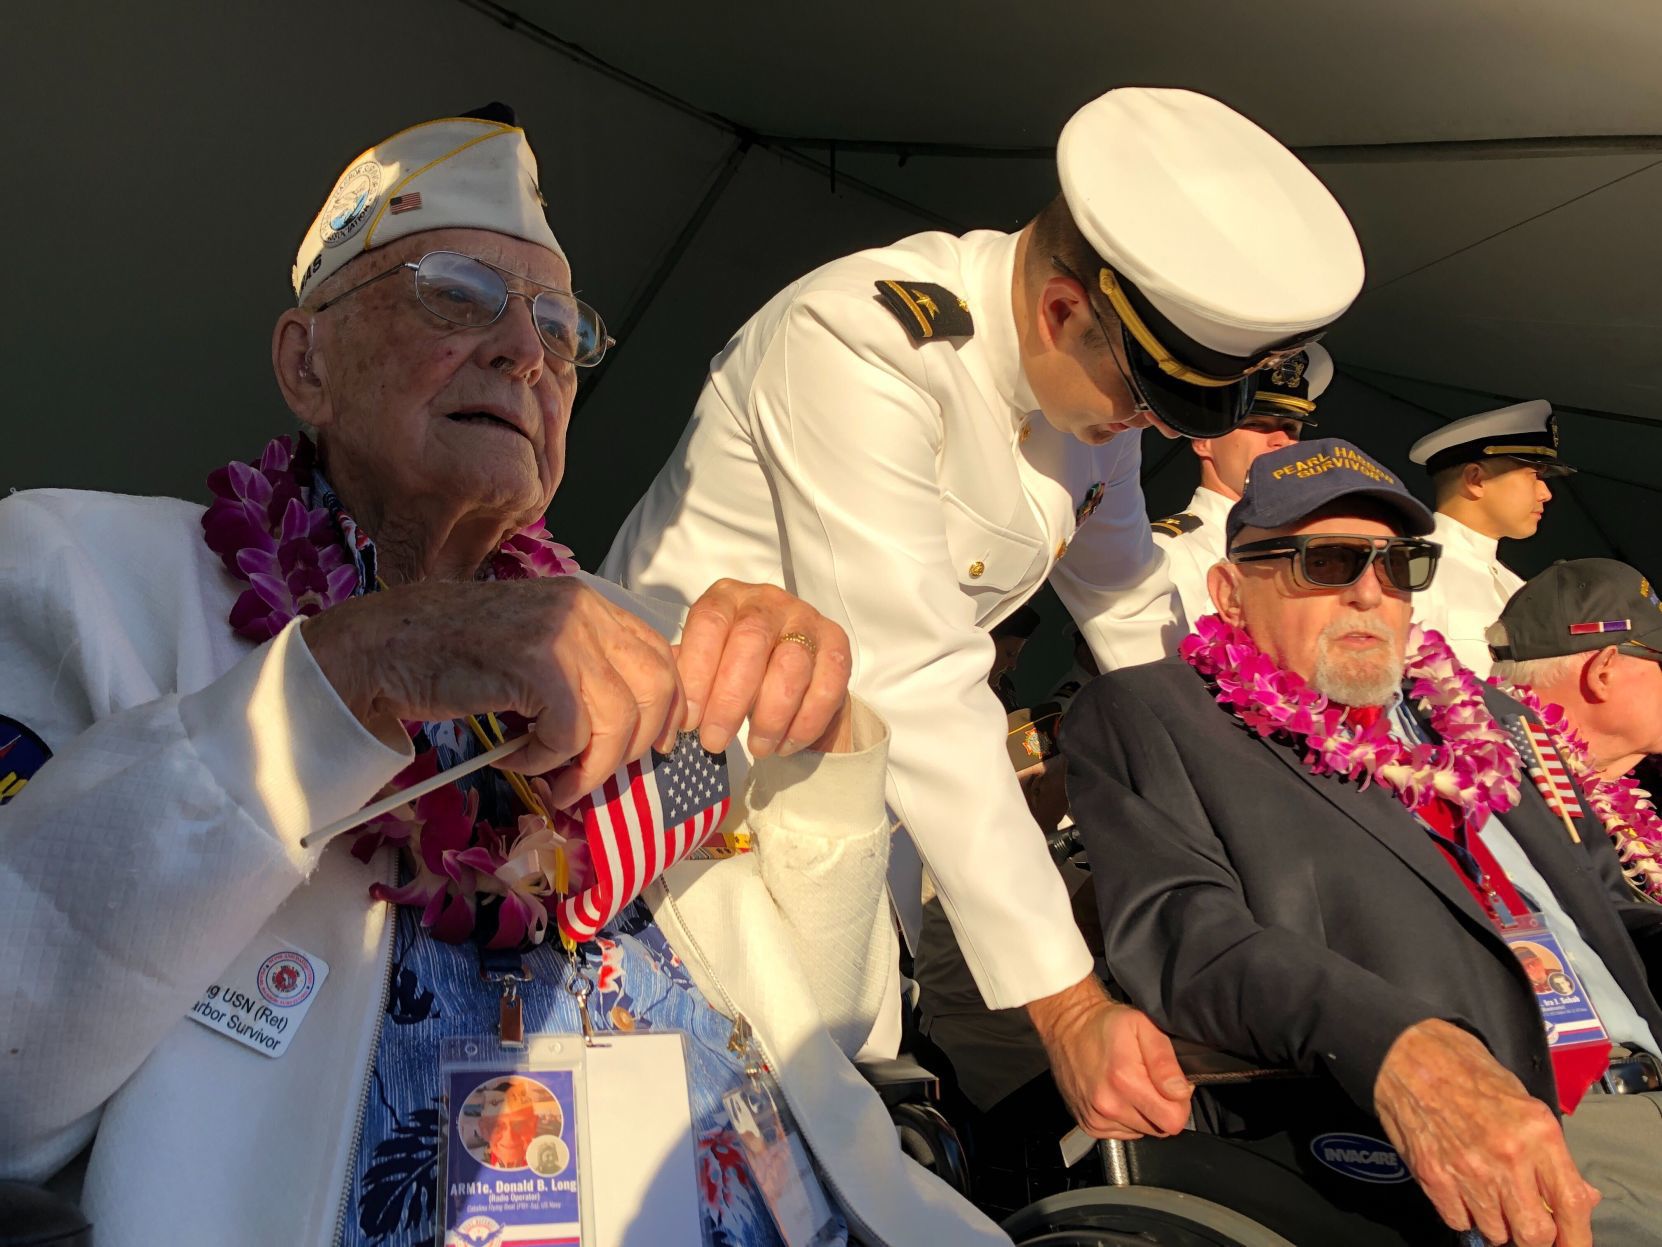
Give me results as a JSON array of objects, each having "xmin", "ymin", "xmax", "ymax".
[{"xmin": 1097, "ymin": 267, "xmax": 1320, "ymax": 389}]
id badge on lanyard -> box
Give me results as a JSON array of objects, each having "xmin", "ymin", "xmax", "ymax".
[
  {"xmin": 721, "ymin": 1019, "xmax": 842, "ymax": 1247},
  {"xmin": 1498, "ymin": 911, "xmax": 1612, "ymax": 1056},
  {"xmin": 439, "ymin": 950, "xmax": 704, "ymax": 1247}
]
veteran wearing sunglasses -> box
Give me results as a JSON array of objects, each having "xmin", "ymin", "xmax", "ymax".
[
  {"xmin": 603, "ymin": 86, "xmax": 1364, "ymax": 1140},
  {"xmin": 1064, "ymin": 438, "xmax": 1662, "ymax": 1247},
  {"xmin": 0, "ymin": 106, "xmax": 1016, "ymax": 1246}
]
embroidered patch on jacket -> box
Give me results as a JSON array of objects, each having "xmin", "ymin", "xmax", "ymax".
[
  {"xmin": 873, "ymin": 280, "xmax": 975, "ymax": 342},
  {"xmin": 0, "ymin": 716, "xmax": 52, "ymax": 805},
  {"xmin": 1151, "ymin": 512, "xmax": 1202, "ymax": 538}
]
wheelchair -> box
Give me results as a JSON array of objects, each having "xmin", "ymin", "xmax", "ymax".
[{"xmin": 871, "ymin": 1032, "xmax": 1486, "ymax": 1247}]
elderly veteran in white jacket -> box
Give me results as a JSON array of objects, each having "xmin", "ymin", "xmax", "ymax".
[{"xmin": 0, "ymin": 105, "xmax": 1009, "ymax": 1247}]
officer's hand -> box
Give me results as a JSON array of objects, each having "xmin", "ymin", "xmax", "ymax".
[
  {"xmin": 302, "ymin": 577, "xmax": 685, "ymax": 807},
  {"xmin": 1374, "ymin": 1019, "xmax": 1599, "ymax": 1247},
  {"xmin": 675, "ymin": 579, "xmax": 852, "ymax": 759},
  {"xmin": 1028, "ymin": 976, "xmax": 1192, "ymax": 1139}
]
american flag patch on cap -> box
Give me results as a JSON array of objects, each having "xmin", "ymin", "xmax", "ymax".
[
  {"xmin": 388, "ymin": 192, "xmax": 423, "ymax": 215},
  {"xmin": 1568, "ymin": 619, "xmax": 1629, "ymax": 635}
]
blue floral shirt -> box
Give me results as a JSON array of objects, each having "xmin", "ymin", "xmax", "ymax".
[{"xmin": 314, "ymin": 474, "xmax": 845, "ymax": 1247}]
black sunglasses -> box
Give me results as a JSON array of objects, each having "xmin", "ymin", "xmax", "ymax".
[{"xmin": 1229, "ymin": 534, "xmax": 1442, "ymax": 593}]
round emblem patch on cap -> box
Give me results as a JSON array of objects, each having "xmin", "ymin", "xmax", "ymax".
[
  {"xmin": 319, "ymin": 160, "xmax": 382, "ymax": 248},
  {"xmin": 258, "ymin": 950, "xmax": 317, "ymax": 1006}
]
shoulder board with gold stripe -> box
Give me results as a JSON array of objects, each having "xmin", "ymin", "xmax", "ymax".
[
  {"xmin": 873, "ymin": 280, "xmax": 974, "ymax": 343},
  {"xmin": 1151, "ymin": 512, "xmax": 1202, "ymax": 538}
]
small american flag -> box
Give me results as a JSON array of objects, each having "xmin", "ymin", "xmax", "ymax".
[
  {"xmin": 388, "ymin": 192, "xmax": 423, "ymax": 215},
  {"xmin": 1506, "ymin": 714, "xmax": 1585, "ymax": 820},
  {"xmin": 557, "ymin": 732, "xmax": 731, "ymax": 942}
]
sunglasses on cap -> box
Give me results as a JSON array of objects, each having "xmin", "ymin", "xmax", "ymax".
[
  {"xmin": 1229, "ymin": 534, "xmax": 1442, "ymax": 593},
  {"xmin": 313, "ymin": 251, "xmax": 615, "ymax": 367}
]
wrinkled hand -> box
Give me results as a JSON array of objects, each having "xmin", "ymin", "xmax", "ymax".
[
  {"xmin": 676, "ymin": 579, "xmax": 852, "ymax": 759},
  {"xmin": 1028, "ymin": 976, "xmax": 1192, "ymax": 1139},
  {"xmin": 302, "ymin": 577, "xmax": 686, "ymax": 807},
  {"xmin": 1374, "ymin": 1019, "xmax": 1599, "ymax": 1247}
]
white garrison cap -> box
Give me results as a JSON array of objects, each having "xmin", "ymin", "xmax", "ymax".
[
  {"xmin": 292, "ymin": 103, "xmax": 563, "ymax": 304},
  {"xmin": 1408, "ymin": 400, "xmax": 1573, "ymax": 476},
  {"xmin": 1057, "ymin": 88, "xmax": 1364, "ymax": 362}
]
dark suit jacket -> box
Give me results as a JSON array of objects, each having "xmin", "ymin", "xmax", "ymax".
[{"xmin": 1065, "ymin": 655, "xmax": 1662, "ymax": 1120}]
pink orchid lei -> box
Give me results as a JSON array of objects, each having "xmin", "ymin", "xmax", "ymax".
[
  {"xmin": 202, "ymin": 434, "xmax": 586, "ymax": 947},
  {"xmin": 1497, "ymin": 681, "xmax": 1662, "ymax": 902},
  {"xmin": 1180, "ymin": 615, "xmax": 1522, "ymax": 825}
]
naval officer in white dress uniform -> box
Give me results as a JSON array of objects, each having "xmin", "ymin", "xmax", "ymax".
[
  {"xmin": 603, "ymin": 87, "xmax": 1364, "ymax": 1140},
  {"xmin": 1410, "ymin": 401, "xmax": 1573, "ymax": 675},
  {"xmin": 1152, "ymin": 344, "xmax": 1333, "ymax": 629}
]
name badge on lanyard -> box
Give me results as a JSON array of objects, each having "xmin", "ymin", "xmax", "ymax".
[
  {"xmin": 1499, "ymin": 911, "xmax": 1611, "ymax": 1055},
  {"xmin": 441, "ymin": 951, "xmax": 703, "ymax": 1246}
]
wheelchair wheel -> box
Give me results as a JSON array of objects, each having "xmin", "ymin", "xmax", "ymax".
[
  {"xmin": 1004, "ymin": 1186, "xmax": 1296, "ymax": 1247},
  {"xmin": 890, "ymin": 1102, "xmax": 974, "ymax": 1198}
]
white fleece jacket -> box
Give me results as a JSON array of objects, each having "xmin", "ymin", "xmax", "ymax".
[{"xmin": 0, "ymin": 487, "xmax": 1009, "ymax": 1247}]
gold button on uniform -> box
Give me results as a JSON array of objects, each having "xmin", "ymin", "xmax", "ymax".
[
  {"xmin": 968, "ymin": 560, "xmax": 986, "ymax": 579},
  {"xmin": 1055, "ymin": 540, "xmax": 1069, "ymax": 560},
  {"xmin": 1018, "ymin": 421, "xmax": 1032, "ymax": 443}
]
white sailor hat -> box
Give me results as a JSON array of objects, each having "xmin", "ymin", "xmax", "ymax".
[
  {"xmin": 1408, "ymin": 400, "xmax": 1574, "ymax": 477},
  {"xmin": 1249, "ymin": 343, "xmax": 1333, "ymax": 426},
  {"xmin": 292, "ymin": 102, "xmax": 562, "ymax": 303},
  {"xmin": 1057, "ymin": 88, "xmax": 1363, "ymax": 439}
]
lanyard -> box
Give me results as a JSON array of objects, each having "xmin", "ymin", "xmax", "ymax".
[{"xmin": 476, "ymin": 942, "xmax": 597, "ymax": 1049}]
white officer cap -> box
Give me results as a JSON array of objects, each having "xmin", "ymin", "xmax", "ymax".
[
  {"xmin": 1408, "ymin": 400, "xmax": 1574, "ymax": 477},
  {"xmin": 1056, "ymin": 88, "xmax": 1363, "ymax": 439},
  {"xmin": 1250, "ymin": 343, "xmax": 1334, "ymax": 425},
  {"xmin": 292, "ymin": 102, "xmax": 563, "ymax": 304}
]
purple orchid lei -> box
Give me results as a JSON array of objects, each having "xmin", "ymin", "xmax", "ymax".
[
  {"xmin": 1180, "ymin": 614, "xmax": 1522, "ymax": 827},
  {"xmin": 1499, "ymin": 682, "xmax": 1662, "ymax": 902},
  {"xmin": 201, "ymin": 433, "xmax": 586, "ymax": 947}
]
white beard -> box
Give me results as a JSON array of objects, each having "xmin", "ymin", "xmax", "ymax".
[{"xmin": 1310, "ymin": 616, "xmax": 1406, "ymax": 707}]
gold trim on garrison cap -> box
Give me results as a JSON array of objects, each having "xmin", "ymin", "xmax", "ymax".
[
  {"xmin": 293, "ymin": 102, "xmax": 563, "ymax": 303},
  {"xmin": 1054, "ymin": 88, "xmax": 1363, "ymax": 439},
  {"xmin": 1408, "ymin": 400, "xmax": 1574, "ymax": 478}
]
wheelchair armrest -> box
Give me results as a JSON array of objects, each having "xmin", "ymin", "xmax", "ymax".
[
  {"xmin": 1172, "ymin": 1038, "xmax": 1304, "ymax": 1086},
  {"xmin": 856, "ymin": 1054, "xmax": 942, "ymax": 1107}
]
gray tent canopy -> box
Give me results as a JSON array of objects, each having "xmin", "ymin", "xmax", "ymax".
[{"xmin": 12, "ymin": 0, "xmax": 1661, "ymax": 587}]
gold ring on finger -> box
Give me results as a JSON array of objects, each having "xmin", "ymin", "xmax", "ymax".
[{"xmin": 776, "ymin": 631, "xmax": 818, "ymax": 656}]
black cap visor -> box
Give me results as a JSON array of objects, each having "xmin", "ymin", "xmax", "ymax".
[{"xmin": 1122, "ymin": 328, "xmax": 1256, "ymax": 438}]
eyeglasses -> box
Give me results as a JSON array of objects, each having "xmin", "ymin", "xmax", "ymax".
[
  {"xmin": 1229, "ymin": 534, "xmax": 1442, "ymax": 593},
  {"xmin": 312, "ymin": 250, "xmax": 615, "ymax": 367}
]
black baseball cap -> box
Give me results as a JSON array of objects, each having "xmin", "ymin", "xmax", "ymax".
[
  {"xmin": 1491, "ymin": 559, "xmax": 1662, "ymax": 662},
  {"xmin": 1226, "ymin": 438, "xmax": 1436, "ymax": 548}
]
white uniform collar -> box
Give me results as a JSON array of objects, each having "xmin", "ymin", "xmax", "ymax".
[
  {"xmin": 961, "ymin": 230, "xmax": 1040, "ymax": 422},
  {"xmin": 1433, "ymin": 511, "xmax": 1501, "ymax": 563},
  {"xmin": 1186, "ymin": 485, "xmax": 1236, "ymax": 530}
]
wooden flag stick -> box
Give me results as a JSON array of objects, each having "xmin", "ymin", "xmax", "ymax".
[{"xmin": 299, "ymin": 732, "xmax": 532, "ymax": 851}]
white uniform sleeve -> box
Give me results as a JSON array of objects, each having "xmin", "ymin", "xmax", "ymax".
[
  {"xmin": 1049, "ymin": 436, "xmax": 1187, "ymax": 671},
  {"xmin": 0, "ymin": 494, "xmax": 408, "ymax": 1182},
  {"xmin": 746, "ymin": 698, "xmax": 896, "ymax": 1055},
  {"xmin": 746, "ymin": 293, "xmax": 1092, "ymax": 1010}
]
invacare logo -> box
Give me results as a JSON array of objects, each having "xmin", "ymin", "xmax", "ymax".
[{"xmin": 1310, "ymin": 1132, "xmax": 1411, "ymax": 1184}]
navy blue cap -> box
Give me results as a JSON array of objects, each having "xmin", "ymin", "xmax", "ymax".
[{"xmin": 1226, "ymin": 438, "xmax": 1435, "ymax": 548}]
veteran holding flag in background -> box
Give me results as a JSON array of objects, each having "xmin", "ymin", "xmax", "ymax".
[{"xmin": 605, "ymin": 87, "xmax": 1366, "ymax": 1138}]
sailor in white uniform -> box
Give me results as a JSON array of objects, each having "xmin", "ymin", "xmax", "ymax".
[
  {"xmin": 1152, "ymin": 344, "xmax": 1332, "ymax": 628},
  {"xmin": 1410, "ymin": 400, "xmax": 1573, "ymax": 675},
  {"xmin": 602, "ymin": 87, "xmax": 1364, "ymax": 1139}
]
